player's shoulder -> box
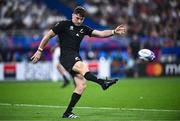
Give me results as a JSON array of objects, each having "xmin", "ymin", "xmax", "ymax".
[
  {"xmin": 53, "ymin": 20, "xmax": 72, "ymax": 29},
  {"xmin": 81, "ymin": 24, "xmax": 92, "ymax": 29},
  {"xmin": 57, "ymin": 20, "xmax": 70, "ymax": 24},
  {"xmin": 80, "ymin": 23, "xmax": 88, "ymax": 27}
]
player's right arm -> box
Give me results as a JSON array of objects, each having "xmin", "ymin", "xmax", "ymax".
[
  {"xmin": 31, "ymin": 30, "xmax": 55, "ymax": 63},
  {"xmin": 91, "ymin": 25, "xmax": 127, "ymax": 37}
]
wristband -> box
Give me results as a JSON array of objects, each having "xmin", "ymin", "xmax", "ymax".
[
  {"xmin": 38, "ymin": 47, "xmax": 43, "ymax": 52},
  {"xmin": 112, "ymin": 30, "xmax": 115, "ymax": 35}
]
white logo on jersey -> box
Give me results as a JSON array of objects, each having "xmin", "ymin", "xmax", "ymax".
[
  {"xmin": 76, "ymin": 33, "xmax": 79, "ymax": 37},
  {"xmin": 70, "ymin": 26, "xmax": 74, "ymax": 30},
  {"xmin": 80, "ymin": 29, "xmax": 84, "ymax": 33},
  {"xmin": 75, "ymin": 57, "xmax": 80, "ymax": 61},
  {"xmin": 55, "ymin": 22, "xmax": 59, "ymax": 27}
]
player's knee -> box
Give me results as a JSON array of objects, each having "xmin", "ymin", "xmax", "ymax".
[
  {"xmin": 73, "ymin": 61, "xmax": 89, "ymax": 75},
  {"xmin": 76, "ymin": 83, "xmax": 87, "ymax": 94},
  {"xmin": 79, "ymin": 64, "xmax": 89, "ymax": 75}
]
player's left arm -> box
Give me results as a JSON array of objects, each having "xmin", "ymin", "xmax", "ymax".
[
  {"xmin": 91, "ymin": 25, "xmax": 127, "ymax": 37},
  {"xmin": 31, "ymin": 30, "xmax": 56, "ymax": 63}
]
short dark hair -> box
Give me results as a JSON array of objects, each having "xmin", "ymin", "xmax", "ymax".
[{"xmin": 73, "ymin": 6, "xmax": 86, "ymax": 17}]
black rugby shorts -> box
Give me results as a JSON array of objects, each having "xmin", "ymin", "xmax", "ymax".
[{"xmin": 60, "ymin": 52, "xmax": 82, "ymax": 77}]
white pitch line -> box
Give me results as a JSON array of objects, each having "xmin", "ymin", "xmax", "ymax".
[{"xmin": 0, "ymin": 102, "xmax": 179, "ymax": 112}]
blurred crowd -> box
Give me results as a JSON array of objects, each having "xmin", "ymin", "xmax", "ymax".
[
  {"xmin": 0, "ymin": 0, "xmax": 66, "ymax": 31},
  {"xmin": 66, "ymin": 0, "xmax": 180, "ymax": 41}
]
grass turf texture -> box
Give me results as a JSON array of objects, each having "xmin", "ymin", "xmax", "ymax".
[{"xmin": 0, "ymin": 77, "xmax": 180, "ymax": 120}]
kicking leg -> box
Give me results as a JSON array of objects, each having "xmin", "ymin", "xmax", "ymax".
[{"xmin": 72, "ymin": 61, "xmax": 118, "ymax": 90}]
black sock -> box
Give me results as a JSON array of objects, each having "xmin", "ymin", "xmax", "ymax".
[
  {"xmin": 84, "ymin": 72, "xmax": 103, "ymax": 85},
  {"xmin": 64, "ymin": 93, "xmax": 81, "ymax": 114},
  {"xmin": 62, "ymin": 75, "xmax": 69, "ymax": 83}
]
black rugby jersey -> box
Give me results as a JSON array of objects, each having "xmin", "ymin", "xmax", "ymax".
[{"xmin": 52, "ymin": 20, "xmax": 93, "ymax": 55}]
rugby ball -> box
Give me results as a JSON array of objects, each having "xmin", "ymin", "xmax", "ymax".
[{"xmin": 138, "ymin": 49, "xmax": 155, "ymax": 61}]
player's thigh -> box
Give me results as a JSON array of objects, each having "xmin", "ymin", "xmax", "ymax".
[
  {"xmin": 72, "ymin": 61, "xmax": 89, "ymax": 75},
  {"xmin": 74, "ymin": 74, "xmax": 87, "ymax": 87}
]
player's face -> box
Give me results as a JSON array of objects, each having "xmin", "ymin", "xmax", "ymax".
[{"xmin": 72, "ymin": 13, "xmax": 84, "ymax": 26}]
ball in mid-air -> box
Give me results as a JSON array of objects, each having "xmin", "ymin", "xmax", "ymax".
[{"xmin": 138, "ymin": 49, "xmax": 155, "ymax": 62}]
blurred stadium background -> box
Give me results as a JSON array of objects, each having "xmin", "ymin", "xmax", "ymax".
[{"xmin": 0, "ymin": 0, "xmax": 180, "ymax": 120}]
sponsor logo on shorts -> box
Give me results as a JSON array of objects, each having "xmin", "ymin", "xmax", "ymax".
[{"xmin": 75, "ymin": 57, "xmax": 80, "ymax": 61}]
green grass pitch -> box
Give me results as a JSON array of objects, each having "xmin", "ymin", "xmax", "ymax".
[{"xmin": 0, "ymin": 77, "xmax": 180, "ymax": 120}]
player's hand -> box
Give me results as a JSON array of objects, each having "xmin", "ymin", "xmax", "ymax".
[
  {"xmin": 31, "ymin": 50, "xmax": 42, "ymax": 63},
  {"xmin": 114, "ymin": 25, "xmax": 127, "ymax": 35}
]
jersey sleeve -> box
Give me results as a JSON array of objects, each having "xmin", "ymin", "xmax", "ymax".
[
  {"xmin": 84, "ymin": 25, "xmax": 94, "ymax": 37},
  {"xmin": 51, "ymin": 21, "xmax": 66, "ymax": 34}
]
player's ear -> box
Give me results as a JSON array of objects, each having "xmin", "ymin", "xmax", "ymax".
[
  {"xmin": 72, "ymin": 13, "xmax": 75, "ymax": 18},
  {"xmin": 72, "ymin": 13, "xmax": 76, "ymax": 19}
]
